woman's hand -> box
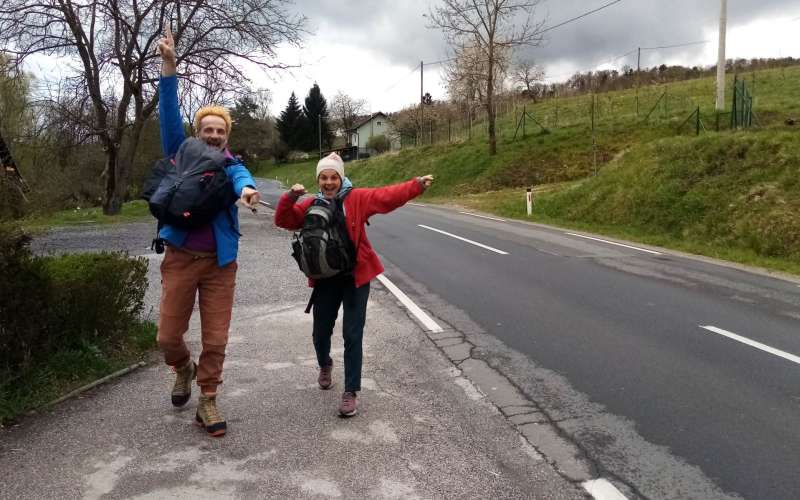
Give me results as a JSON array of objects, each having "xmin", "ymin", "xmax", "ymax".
[
  {"xmin": 417, "ymin": 174, "xmax": 434, "ymax": 190},
  {"xmin": 289, "ymin": 184, "xmax": 306, "ymax": 200}
]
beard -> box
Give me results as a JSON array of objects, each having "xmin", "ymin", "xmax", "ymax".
[{"xmin": 204, "ymin": 138, "xmax": 225, "ymax": 149}]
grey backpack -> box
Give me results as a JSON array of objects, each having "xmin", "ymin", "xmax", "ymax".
[{"xmin": 291, "ymin": 193, "xmax": 355, "ymax": 280}]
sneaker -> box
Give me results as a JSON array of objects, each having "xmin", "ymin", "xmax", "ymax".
[
  {"xmin": 318, "ymin": 360, "xmax": 333, "ymax": 390},
  {"xmin": 171, "ymin": 360, "xmax": 196, "ymax": 407},
  {"xmin": 195, "ymin": 394, "xmax": 227, "ymax": 437},
  {"xmin": 339, "ymin": 391, "xmax": 358, "ymax": 417}
]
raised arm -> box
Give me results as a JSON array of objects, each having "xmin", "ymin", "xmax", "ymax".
[
  {"xmin": 360, "ymin": 176, "xmax": 432, "ymax": 218},
  {"xmin": 156, "ymin": 25, "xmax": 184, "ymax": 156},
  {"xmin": 274, "ymin": 184, "xmax": 310, "ymax": 230}
]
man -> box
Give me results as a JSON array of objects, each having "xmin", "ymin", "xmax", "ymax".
[{"xmin": 155, "ymin": 26, "xmax": 260, "ymax": 437}]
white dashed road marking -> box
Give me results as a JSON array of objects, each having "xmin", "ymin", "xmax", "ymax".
[
  {"xmin": 565, "ymin": 232, "xmax": 662, "ymax": 255},
  {"xmin": 700, "ymin": 325, "xmax": 800, "ymax": 365},
  {"xmin": 582, "ymin": 478, "xmax": 628, "ymax": 500},
  {"xmin": 458, "ymin": 211, "xmax": 507, "ymax": 222},
  {"xmin": 418, "ymin": 225, "xmax": 509, "ymax": 255}
]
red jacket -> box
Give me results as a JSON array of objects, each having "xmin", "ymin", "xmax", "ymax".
[{"xmin": 274, "ymin": 178, "xmax": 424, "ymax": 288}]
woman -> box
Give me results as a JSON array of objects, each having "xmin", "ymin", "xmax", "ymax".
[{"xmin": 274, "ymin": 152, "xmax": 433, "ymax": 417}]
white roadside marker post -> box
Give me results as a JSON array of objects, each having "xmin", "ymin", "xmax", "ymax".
[{"xmin": 526, "ymin": 187, "xmax": 533, "ymax": 216}]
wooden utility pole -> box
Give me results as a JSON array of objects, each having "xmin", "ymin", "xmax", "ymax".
[{"xmin": 716, "ymin": 0, "xmax": 728, "ymax": 111}]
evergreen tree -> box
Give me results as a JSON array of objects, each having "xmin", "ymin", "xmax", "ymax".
[
  {"xmin": 301, "ymin": 83, "xmax": 333, "ymax": 152},
  {"xmin": 229, "ymin": 95, "xmax": 275, "ymax": 162},
  {"xmin": 276, "ymin": 92, "xmax": 306, "ymax": 151}
]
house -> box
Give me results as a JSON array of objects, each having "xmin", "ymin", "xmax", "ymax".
[{"xmin": 347, "ymin": 112, "xmax": 400, "ymax": 157}]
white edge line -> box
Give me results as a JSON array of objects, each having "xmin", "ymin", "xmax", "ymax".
[
  {"xmin": 418, "ymin": 225, "xmax": 509, "ymax": 255},
  {"xmin": 458, "ymin": 211, "xmax": 507, "ymax": 222},
  {"xmin": 700, "ymin": 325, "xmax": 800, "ymax": 365},
  {"xmin": 565, "ymin": 232, "xmax": 662, "ymax": 255},
  {"xmin": 582, "ymin": 478, "xmax": 629, "ymax": 500},
  {"xmin": 407, "ymin": 202, "xmax": 426, "ymax": 207},
  {"xmin": 377, "ymin": 274, "xmax": 443, "ymax": 333}
]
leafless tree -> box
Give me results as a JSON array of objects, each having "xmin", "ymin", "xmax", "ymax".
[
  {"xmin": 331, "ymin": 91, "xmax": 366, "ymax": 144},
  {"xmin": 251, "ymin": 88, "xmax": 273, "ymax": 122},
  {"xmin": 178, "ymin": 70, "xmax": 238, "ymax": 136},
  {"xmin": 428, "ymin": 0, "xmax": 545, "ymax": 155},
  {"xmin": 0, "ymin": 1, "xmax": 306, "ymax": 214},
  {"xmin": 512, "ymin": 57, "xmax": 544, "ymax": 98},
  {"xmin": 443, "ymin": 43, "xmax": 510, "ymax": 108}
]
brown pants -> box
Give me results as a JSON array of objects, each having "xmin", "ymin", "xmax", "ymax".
[{"xmin": 157, "ymin": 246, "xmax": 237, "ymax": 394}]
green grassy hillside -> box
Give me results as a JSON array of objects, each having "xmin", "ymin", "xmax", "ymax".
[{"xmin": 260, "ymin": 66, "xmax": 800, "ymax": 274}]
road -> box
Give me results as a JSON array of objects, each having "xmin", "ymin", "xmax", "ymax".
[{"xmin": 262, "ymin": 181, "xmax": 800, "ymax": 500}]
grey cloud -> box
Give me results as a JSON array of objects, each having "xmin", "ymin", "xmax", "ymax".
[{"xmin": 291, "ymin": 0, "xmax": 799, "ymax": 76}]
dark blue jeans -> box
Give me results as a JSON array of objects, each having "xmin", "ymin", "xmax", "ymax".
[{"xmin": 311, "ymin": 275, "xmax": 370, "ymax": 393}]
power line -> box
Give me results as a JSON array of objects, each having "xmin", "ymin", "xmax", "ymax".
[
  {"xmin": 641, "ymin": 40, "xmax": 711, "ymax": 51},
  {"xmin": 544, "ymin": 37, "xmax": 715, "ymax": 81},
  {"xmin": 540, "ymin": 0, "xmax": 624, "ymax": 34},
  {"xmin": 383, "ymin": 66, "xmax": 419, "ymax": 92},
  {"xmin": 424, "ymin": 58, "xmax": 457, "ymax": 67},
  {"xmin": 425, "ymin": 1, "xmax": 625, "ymax": 65}
]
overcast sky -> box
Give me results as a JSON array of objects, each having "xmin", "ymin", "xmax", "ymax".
[
  {"xmin": 258, "ymin": 0, "xmax": 800, "ymax": 115},
  {"xmin": 18, "ymin": 0, "xmax": 800, "ymax": 117}
]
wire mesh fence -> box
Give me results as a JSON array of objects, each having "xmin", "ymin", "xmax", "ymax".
[{"xmin": 394, "ymin": 69, "xmax": 776, "ymax": 151}]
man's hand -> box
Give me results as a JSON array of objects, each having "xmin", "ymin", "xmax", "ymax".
[
  {"xmin": 417, "ymin": 174, "xmax": 434, "ymax": 190},
  {"xmin": 289, "ymin": 184, "xmax": 306, "ymax": 200},
  {"xmin": 240, "ymin": 187, "xmax": 260, "ymax": 209},
  {"xmin": 156, "ymin": 24, "xmax": 177, "ymax": 77}
]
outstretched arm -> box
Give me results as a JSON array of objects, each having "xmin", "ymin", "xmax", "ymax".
[
  {"xmin": 156, "ymin": 25, "xmax": 184, "ymax": 156},
  {"xmin": 360, "ymin": 175, "xmax": 433, "ymax": 218}
]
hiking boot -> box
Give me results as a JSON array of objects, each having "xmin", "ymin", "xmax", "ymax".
[
  {"xmin": 195, "ymin": 394, "xmax": 227, "ymax": 437},
  {"xmin": 339, "ymin": 391, "xmax": 358, "ymax": 417},
  {"xmin": 318, "ymin": 360, "xmax": 333, "ymax": 390},
  {"xmin": 171, "ymin": 360, "xmax": 196, "ymax": 407}
]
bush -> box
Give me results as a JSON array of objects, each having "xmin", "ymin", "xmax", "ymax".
[
  {"xmin": 366, "ymin": 134, "xmax": 391, "ymax": 154},
  {"xmin": 0, "ymin": 226, "xmax": 149, "ymax": 386},
  {"xmin": 0, "ymin": 223, "xmax": 50, "ymax": 377},
  {"xmin": 42, "ymin": 252, "xmax": 148, "ymax": 348}
]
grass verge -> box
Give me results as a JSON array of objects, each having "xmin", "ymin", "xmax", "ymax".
[
  {"xmin": 452, "ymin": 191, "xmax": 800, "ymax": 277},
  {"xmin": 0, "ymin": 320, "xmax": 157, "ymax": 426},
  {"xmin": 446, "ymin": 131, "xmax": 800, "ymax": 277},
  {"xmin": 21, "ymin": 200, "xmax": 151, "ymax": 232}
]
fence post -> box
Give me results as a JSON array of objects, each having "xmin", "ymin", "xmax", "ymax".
[
  {"xmin": 554, "ymin": 92, "xmax": 559, "ymax": 128},
  {"xmin": 731, "ymin": 75, "xmax": 738, "ymax": 129},
  {"xmin": 522, "ymin": 105, "xmax": 527, "ymax": 138},
  {"xmin": 592, "ymin": 94, "xmax": 597, "ymax": 176},
  {"xmin": 696, "ymin": 106, "xmax": 701, "ymax": 135},
  {"xmin": 430, "ymin": 120, "xmax": 433, "ymax": 144},
  {"xmin": 448, "ymin": 119, "xmax": 452, "ymax": 142}
]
